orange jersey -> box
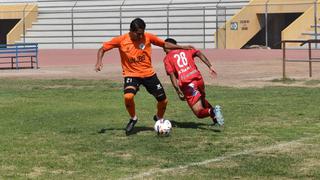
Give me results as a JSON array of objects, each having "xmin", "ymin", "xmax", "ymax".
[{"xmin": 103, "ymin": 32, "xmax": 165, "ymax": 77}]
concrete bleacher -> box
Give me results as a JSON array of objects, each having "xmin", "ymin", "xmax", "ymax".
[{"xmin": 6, "ymin": 0, "xmax": 250, "ymax": 49}]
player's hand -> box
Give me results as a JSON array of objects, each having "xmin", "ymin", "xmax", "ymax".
[
  {"xmin": 95, "ymin": 63, "xmax": 103, "ymax": 72},
  {"xmin": 209, "ymin": 66, "xmax": 217, "ymax": 78}
]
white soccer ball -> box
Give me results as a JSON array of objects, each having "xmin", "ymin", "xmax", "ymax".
[{"xmin": 154, "ymin": 119, "xmax": 172, "ymax": 136}]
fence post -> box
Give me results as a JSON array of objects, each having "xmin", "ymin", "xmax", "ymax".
[
  {"xmin": 166, "ymin": 6, "xmax": 169, "ymax": 38},
  {"xmin": 35, "ymin": 43, "xmax": 39, "ymax": 69},
  {"xmin": 120, "ymin": 0, "xmax": 126, "ymax": 35},
  {"xmin": 203, "ymin": 6, "xmax": 206, "ymax": 49},
  {"xmin": 314, "ymin": 0, "xmax": 318, "ymax": 49},
  {"xmin": 215, "ymin": 5, "xmax": 218, "ymax": 48},
  {"xmin": 216, "ymin": 6, "xmax": 226, "ymax": 49},
  {"xmin": 71, "ymin": 10, "xmax": 74, "ymax": 49},
  {"xmin": 265, "ymin": 1, "xmax": 269, "ymax": 48},
  {"xmin": 23, "ymin": 4, "xmax": 28, "ymax": 43},
  {"xmin": 308, "ymin": 41, "xmax": 312, "ymax": 77},
  {"xmin": 120, "ymin": 7, "xmax": 122, "ymax": 35},
  {"xmin": 71, "ymin": 1, "xmax": 78, "ymax": 49},
  {"xmin": 282, "ymin": 41, "xmax": 286, "ymax": 79},
  {"xmin": 166, "ymin": 0, "xmax": 173, "ymax": 38},
  {"xmin": 15, "ymin": 45, "xmax": 19, "ymax": 69},
  {"xmin": 215, "ymin": 0, "xmax": 222, "ymax": 49}
]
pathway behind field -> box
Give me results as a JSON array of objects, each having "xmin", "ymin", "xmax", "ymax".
[{"xmin": 0, "ymin": 49, "xmax": 319, "ymax": 87}]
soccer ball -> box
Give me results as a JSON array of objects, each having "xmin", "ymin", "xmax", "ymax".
[{"xmin": 154, "ymin": 119, "xmax": 172, "ymax": 136}]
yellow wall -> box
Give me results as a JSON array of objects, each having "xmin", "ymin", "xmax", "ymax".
[
  {"xmin": 216, "ymin": 0, "xmax": 317, "ymax": 49},
  {"xmin": 0, "ymin": 4, "xmax": 38, "ymax": 44},
  {"xmin": 282, "ymin": 3, "xmax": 320, "ymax": 46}
]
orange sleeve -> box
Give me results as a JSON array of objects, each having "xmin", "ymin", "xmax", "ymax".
[
  {"xmin": 102, "ymin": 35, "xmax": 123, "ymax": 51},
  {"xmin": 147, "ymin": 33, "xmax": 165, "ymax": 47}
]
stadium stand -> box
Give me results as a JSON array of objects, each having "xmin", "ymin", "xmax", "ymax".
[
  {"xmin": 0, "ymin": 0, "xmax": 250, "ymax": 49},
  {"xmin": 216, "ymin": 0, "xmax": 320, "ymax": 49},
  {"xmin": 0, "ymin": 3, "xmax": 38, "ymax": 44}
]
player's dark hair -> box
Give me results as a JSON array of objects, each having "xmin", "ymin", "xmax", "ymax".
[
  {"xmin": 130, "ymin": 18, "xmax": 146, "ymax": 32},
  {"xmin": 165, "ymin": 38, "xmax": 177, "ymax": 45}
]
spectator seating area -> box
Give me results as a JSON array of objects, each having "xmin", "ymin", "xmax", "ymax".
[{"xmin": 0, "ymin": 0, "xmax": 250, "ymax": 49}]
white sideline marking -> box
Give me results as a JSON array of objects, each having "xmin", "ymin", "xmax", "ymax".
[{"xmin": 121, "ymin": 136, "xmax": 318, "ymax": 180}]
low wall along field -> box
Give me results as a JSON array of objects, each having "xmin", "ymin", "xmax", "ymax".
[{"xmin": 0, "ymin": 49, "xmax": 320, "ymax": 87}]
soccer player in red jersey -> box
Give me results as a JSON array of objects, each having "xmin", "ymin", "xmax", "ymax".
[{"xmin": 163, "ymin": 38, "xmax": 224, "ymax": 126}]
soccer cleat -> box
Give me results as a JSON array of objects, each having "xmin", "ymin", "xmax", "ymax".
[
  {"xmin": 210, "ymin": 105, "xmax": 224, "ymax": 126},
  {"xmin": 125, "ymin": 118, "xmax": 138, "ymax": 135},
  {"xmin": 212, "ymin": 116, "xmax": 218, "ymax": 125},
  {"xmin": 153, "ymin": 115, "xmax": 158, "ymax": 122},
  {"xmin": 213, "ymin": 105, "xmax": 224, "ymax": 126}
]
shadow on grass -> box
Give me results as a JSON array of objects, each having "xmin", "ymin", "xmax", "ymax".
[
  {"xmin": 97, "ymin": 120, "xmax": 221, "ymax": 135},
  {"xmin": 98, "ymin": 126, "xmax": 154, "ymax": 135},
  {"xmin": 170, "ymin": 120, "xmax": 221, "ymax": 132}
]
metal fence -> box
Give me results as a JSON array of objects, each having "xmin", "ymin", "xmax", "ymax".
[{"xmin": 1, "ymin": 1, "xmax": 248, "ymax": 49}]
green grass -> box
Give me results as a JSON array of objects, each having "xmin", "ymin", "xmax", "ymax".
[
  {"xmin": 304, "ymin": 80, "xmax": 320, "ymax": 86},
  {"xmin": 271, "ymin": 78, "xmax": 297, "ymax": 84},
  {"xmin": 271, "ymin": 78, "xmax": 320, "ymax": 86},
  {"xmin": 0, "ymin": 79, "xmax": 319, "ymax": 179}
]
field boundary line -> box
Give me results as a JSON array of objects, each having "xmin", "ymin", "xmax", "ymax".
[{"xmin": 121, "ymin": 135, "xmax": 319, "ymax": 180}]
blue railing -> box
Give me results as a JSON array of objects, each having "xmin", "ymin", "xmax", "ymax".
[{"xmin": 0, "ymin": 43, "xmax": 38, "ymax": 69}]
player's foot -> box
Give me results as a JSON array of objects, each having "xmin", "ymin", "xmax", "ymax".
[
  {"xmin": 125, "ymin": 118, "xmax": 138, "ymax": 135},
  {"xmin": 211, "ymin": 105, "xmax": 224, "ymax": 126},
  {"xmin": 153, "ymin": 115, "xmax": 158, "ymax": 122},
  {"xmin": 153, "ymin": 115, "xmax": 165, "ymax": 123}
]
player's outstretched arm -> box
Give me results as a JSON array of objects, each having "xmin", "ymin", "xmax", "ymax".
[
  {"xmin": 169, "ymin": 73, "xmax": 185, "ymax": 101},
  {"xmin": 95, "ymin": 47, "xmax": 106, "ymax": 72},
  {"xmin": 164, "ymin": 42, "xmax": 194, "ymax": 50},
  {"xmin": 196, "ymin": 51, "xmax": 217, "ymax": 77}
]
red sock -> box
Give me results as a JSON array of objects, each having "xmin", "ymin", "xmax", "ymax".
[{"xmin": 195, "ymin": 108, "xmax": 210, "ymax": 118}]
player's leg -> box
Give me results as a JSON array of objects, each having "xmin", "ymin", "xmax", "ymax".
[
  {"xmin": 182, "ymin": 80, "xmax": 211, "ymax": 119},
  {"xmin": 191, "ymin": 99, "xmax": 224, "ymax": 126},
  {"xmin": 123, "ymin": 77, "xmax": 141, "ymax": 134},
  {"xmin": 183, "ymin": 79, "xmax": 222, "ymax": 125},
  {"xmin": 190, "ymin": 99, "xmax": 211, "ymax": 118},
  {"xmin": 198, "ymin": 80, "xmax": 224, "ymax": 126},
  {"xmin": 143, "ymin": 74, "xmax": 168, "ymax": 122}
]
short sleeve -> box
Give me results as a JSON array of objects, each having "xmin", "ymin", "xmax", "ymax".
[
  {"xmin": 102, "ymin": 36, "xmax": 122, "ymax": 50},
  {"xmin": 163, "ymin": 56, "xmax": 175, "ymax": 75},
  {"xmin": 147, "ymin": 33, "xmax": 165, "ymax": 47}
]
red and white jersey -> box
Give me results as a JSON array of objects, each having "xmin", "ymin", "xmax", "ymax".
[{"xmin": 164, "ymin": 49, "xmax": 202, "ymax": 86}]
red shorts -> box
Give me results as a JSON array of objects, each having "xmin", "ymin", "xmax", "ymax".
[{"xmin": 180, "ymin": 79, "xmax": 205, "ymax": 107}]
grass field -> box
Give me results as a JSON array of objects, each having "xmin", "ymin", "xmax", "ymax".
[{"xmin": 0, "ymin": 79, "xmax": 319, "ymax": 179}]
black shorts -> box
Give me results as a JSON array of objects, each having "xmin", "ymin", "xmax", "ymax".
[{"xmin": 123, "ymin": 74, "xmax": 166, "ymax": 101}]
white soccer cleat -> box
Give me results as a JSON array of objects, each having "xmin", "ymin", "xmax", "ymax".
[{"xmin": 213, "ymin": 105, "xmax": 224, "ymax": 126}]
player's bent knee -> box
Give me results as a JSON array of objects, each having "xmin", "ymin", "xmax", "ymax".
[
  {"xmin": 161, "ymin": 98, "xmax": 168, "ymax": 104},
  {"xmin": 158, "ymin": 98, "xmax": 168, "ymax": 105},
  {"xmin": 124, "ymin": 92, "xmax": 135, "ymax": 101},
  {"xmin": 156, "ymin": 94, "xmax": 167, "ymax": 102}
]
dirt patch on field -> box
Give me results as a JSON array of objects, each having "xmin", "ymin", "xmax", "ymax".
[{"xmin": 1, "ymin": 49, "xmax": 320, "ymax": 87}]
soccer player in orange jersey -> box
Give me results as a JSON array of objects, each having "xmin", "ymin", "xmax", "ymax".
[
  {"xmin": 95, "ymin": 18, "xmax": 193, "ymax": 135},
  {"xmin": 163, "ymin": 38, "xmax": 224, "ymax": 126}
]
